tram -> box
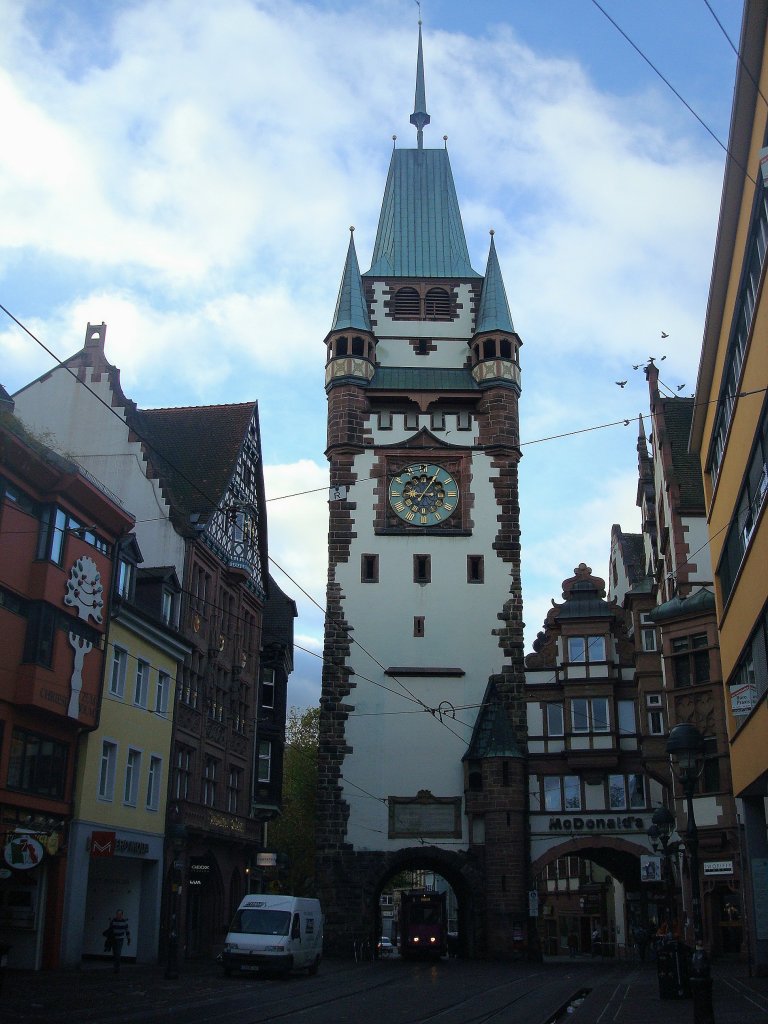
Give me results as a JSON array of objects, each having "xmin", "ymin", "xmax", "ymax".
[{"xmin": 399, "ymin": 891, "xmax": 448, "ymax": 960}]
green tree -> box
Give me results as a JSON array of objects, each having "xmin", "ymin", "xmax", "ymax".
[{"xmin": 270, "ymin": 706, "xmax": 319, "ymax": 896}]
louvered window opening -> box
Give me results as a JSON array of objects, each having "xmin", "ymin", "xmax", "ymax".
[
  {"xmin": 393, "ymin": 287, "xmax": 421, "ymax": 319},
  {"xmin": 424, "ymin": 287, "xmax": 451, "ymax": 320}
]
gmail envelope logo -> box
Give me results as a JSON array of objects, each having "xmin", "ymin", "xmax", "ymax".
[{"xmin": 90, "ymin": 831, "xmax": 116, "ymax": 857}]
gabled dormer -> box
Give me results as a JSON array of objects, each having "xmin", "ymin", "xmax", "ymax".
[
  {"xmin": 325, "ymin": 227, "xmax": 376, "ymax": 390},
  {"xmin": 470, "ymin": 232, "xmax": 522, "ymax": 393}
]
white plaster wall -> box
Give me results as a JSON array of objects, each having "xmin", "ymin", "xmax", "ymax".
[
  {"xmin": 375, "ymin": 338, "xmax": 472, "ymax": 369},
  {"xmin": 337, "ymin": 447, "xmax": 513, "ymax": 851},
  {"xmin": 369, "ymin": 282, "xmax": 475, "ymax": 348},
  {"xmin": 14, "ymin": 368, "xmax": 185, "ymax": 576},
  {"xmin": 372, "ymin": 416, "xmax": 478, "ymax": 446},
  {"xmin": 680, "ymin": 515, "xmax": 714, "ymax": 582}
]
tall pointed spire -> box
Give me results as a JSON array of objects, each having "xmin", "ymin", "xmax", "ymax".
[
  {"xmin": 331, "ymin": 227, "xmax": 371, "ymax": 333},
  {"xmin": 475, "ymin": 232, "xmax": 515, "ymax": 334},
  {"xmin": 409, "ymin": 18, "xmax": 430, "ymax": 149}
]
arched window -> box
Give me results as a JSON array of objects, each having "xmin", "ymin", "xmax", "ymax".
[
  {"xmin": 482, "ymin": 338, "xmax": 496, "ymax": 360},
  {"xmin": 393, "ymin": 287, "xmax": 421, "ymax": 319},
  {"xmin": 351, "ymin": 336, "xmax": 365, "ymax": 356},
  {"xmin": 500, "ymin": 338, "xmax": 512, "ymax": 358},
  {"xmin": 336, "ymin": 336, "xmax": 348, "ymax": 356},
  {"xmin": 424, "ymin": 287, "xmax": 451, "ymax": 320}
]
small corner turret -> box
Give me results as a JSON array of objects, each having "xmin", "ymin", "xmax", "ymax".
[
  {"xmin": 470, "ymin": 232, "xmax": 522, "ymax": 393},
  {"xmin": 324, "ymin": 227, "xmax": 376, "ymax": 392}
]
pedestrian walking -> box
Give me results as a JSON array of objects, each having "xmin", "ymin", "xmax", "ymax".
[
  {"xmin": 591, "ymin": 926, "xmax": 601, "ymax": 957},
  {"xmin": 108, "ymin": 909, "xmax": 131, "ymax": 973}
]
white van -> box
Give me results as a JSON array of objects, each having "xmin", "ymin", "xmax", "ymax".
[{"xmin": 222, "ymin": 894, "xmax": 323, "ymax": 976}]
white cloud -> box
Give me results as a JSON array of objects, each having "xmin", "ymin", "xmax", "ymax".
[{"xmin": 0, "ymin": 0, "xmax": 728, "ymax": 700}]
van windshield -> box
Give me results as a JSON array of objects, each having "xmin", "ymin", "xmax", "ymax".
[{"xmin": 230, "ymin": 908, "xmax": 291, "ymax": 936}]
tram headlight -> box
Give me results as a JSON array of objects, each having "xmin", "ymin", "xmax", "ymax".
[
  {"xmin": 430, "ymin": 936, "xmax": 436, "ymax": 943},
  {"xmin": 413, "ymin": 936, "xmax": 419, "ymax": 943}
]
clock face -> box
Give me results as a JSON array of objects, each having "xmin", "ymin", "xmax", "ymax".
[{"xmin": 388, "ymin": 462, "xmax": 460, "ymax": 527}]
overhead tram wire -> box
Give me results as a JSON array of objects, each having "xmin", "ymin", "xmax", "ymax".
[
  {"xmin": 5, "ymin": 321, "xmax": 764, "ymax": 738},
  {"xmin": 589, "ymin": 0, "xmax": 757, "ymax": 188},
  {"xmin": 0, "ymin": 307, "xmax": 474, "ymax": 743},
  {"xmin": 703, "ymin": 0, "xmax": 768, "ymax": 113}
]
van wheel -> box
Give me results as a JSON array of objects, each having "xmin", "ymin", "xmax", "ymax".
[{"xmin": 308, "ymin": 957, "xmax": 320, "ymax": 976}]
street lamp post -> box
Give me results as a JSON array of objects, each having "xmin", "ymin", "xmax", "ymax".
[{"xmin": 667, "ymin": 723, "xmax": 715, "ymax": 1024}]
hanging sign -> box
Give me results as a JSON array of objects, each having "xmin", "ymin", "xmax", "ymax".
[
  {"xmin": 4, "ymin": 832, "xmax": 44, "ymax": 869},
  {"xmin": 703, "ymin": 860, "xmax": 733, "ymax": 877}
]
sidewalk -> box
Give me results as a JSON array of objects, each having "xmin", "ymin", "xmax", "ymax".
[{"xmin": 572, "ymin": 957, "xmax": 768, "ymax": 1024}]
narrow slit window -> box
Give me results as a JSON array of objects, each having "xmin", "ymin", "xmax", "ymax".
[
  {"xmin": 414, "ymin": 616, "xmax": 425, "ymax": 637},
  {"xmin": 361, "ymin": 554, "xmax": 379, "ymax": 583},
  {"xmin": 413, "ymin": 554, "xmax": 431, "ymax": 583},
  {"xmin": 467, "ymin": 555, "xmax": 484, "ymax": 583}
]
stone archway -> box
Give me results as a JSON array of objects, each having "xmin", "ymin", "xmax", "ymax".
[
  {"xmin": 317, "ymin": 845, "xmax": 486, "ymax": 958},
  {"xmin": 531, "ymin": 837, "xmax": 649, "ymax": 959}
]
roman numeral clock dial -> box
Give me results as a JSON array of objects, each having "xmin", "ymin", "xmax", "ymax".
[{"xmin": 388, "ymin": 463, "xmax": 460, "ymax": 527}]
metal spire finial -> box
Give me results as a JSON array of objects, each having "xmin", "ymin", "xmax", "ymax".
[{"xmin": 410, "ymin": 7, "xmax": 430, "ymax": 149}]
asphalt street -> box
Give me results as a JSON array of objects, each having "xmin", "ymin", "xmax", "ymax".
[{"xmin": 1, "ymin": 955, "xmax": 766, "ymax": 1024}]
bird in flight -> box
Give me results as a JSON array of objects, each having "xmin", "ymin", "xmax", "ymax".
[
  {"xmin": 661, "ymin": 331, "xmax": 669, "ymax": 338},
  {"xmin": 616, "ymin": 381, "xmax": 627, "ymax": 388},
  {"xmin": 677, "ymin": 384, "xmax": 686, "ymax": 391}
]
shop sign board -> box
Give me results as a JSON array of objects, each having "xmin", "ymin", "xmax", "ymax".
[
  {"xmin": 4, "ymin": 832, "xmax": 44, "ymax": 869},
  {"xmin": 703, "ymin": 860, "xmax": 733, "ymax": 877}
]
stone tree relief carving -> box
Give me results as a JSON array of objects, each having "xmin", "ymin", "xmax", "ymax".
[{"xmin": 64, "ymin": 556, "xmax": 103, "ymax": 719}]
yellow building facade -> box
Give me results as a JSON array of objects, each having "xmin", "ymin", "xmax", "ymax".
[
  {"xmin": 690, "ymin": 0, "xmax": 768, "ymax": 973},
  {"xmin": 59, "ymin": 596, "xmax": 189, "ymax": 965}
]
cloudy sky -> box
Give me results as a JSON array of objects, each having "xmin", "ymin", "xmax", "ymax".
[{"xmin": 0, "ymin": 0, "xmax": 744, "ymax": 709}]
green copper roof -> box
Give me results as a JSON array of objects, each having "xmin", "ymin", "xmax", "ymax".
[
  {"xmin": 370, "ymin": 366, "xmax": 478, "ymax": 391},
  {"xmin": 364, "ymin": 148, "xmax": 481, "ymax": 279},
  {"xmin": 463, "ymin": 684, "xmax": 525, "ymax": 760},
  {"xmin": 331, "ymin": 229, "xmax": 371, "ymax": 333},
  {"xmin": 475, "ymin": 234, "xmax": 514, "ymax": 334}
]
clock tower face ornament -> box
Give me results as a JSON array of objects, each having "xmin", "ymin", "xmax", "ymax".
[{"xmin": 388, "ymin": 462, "xmax": 460, "ymax": 526}]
